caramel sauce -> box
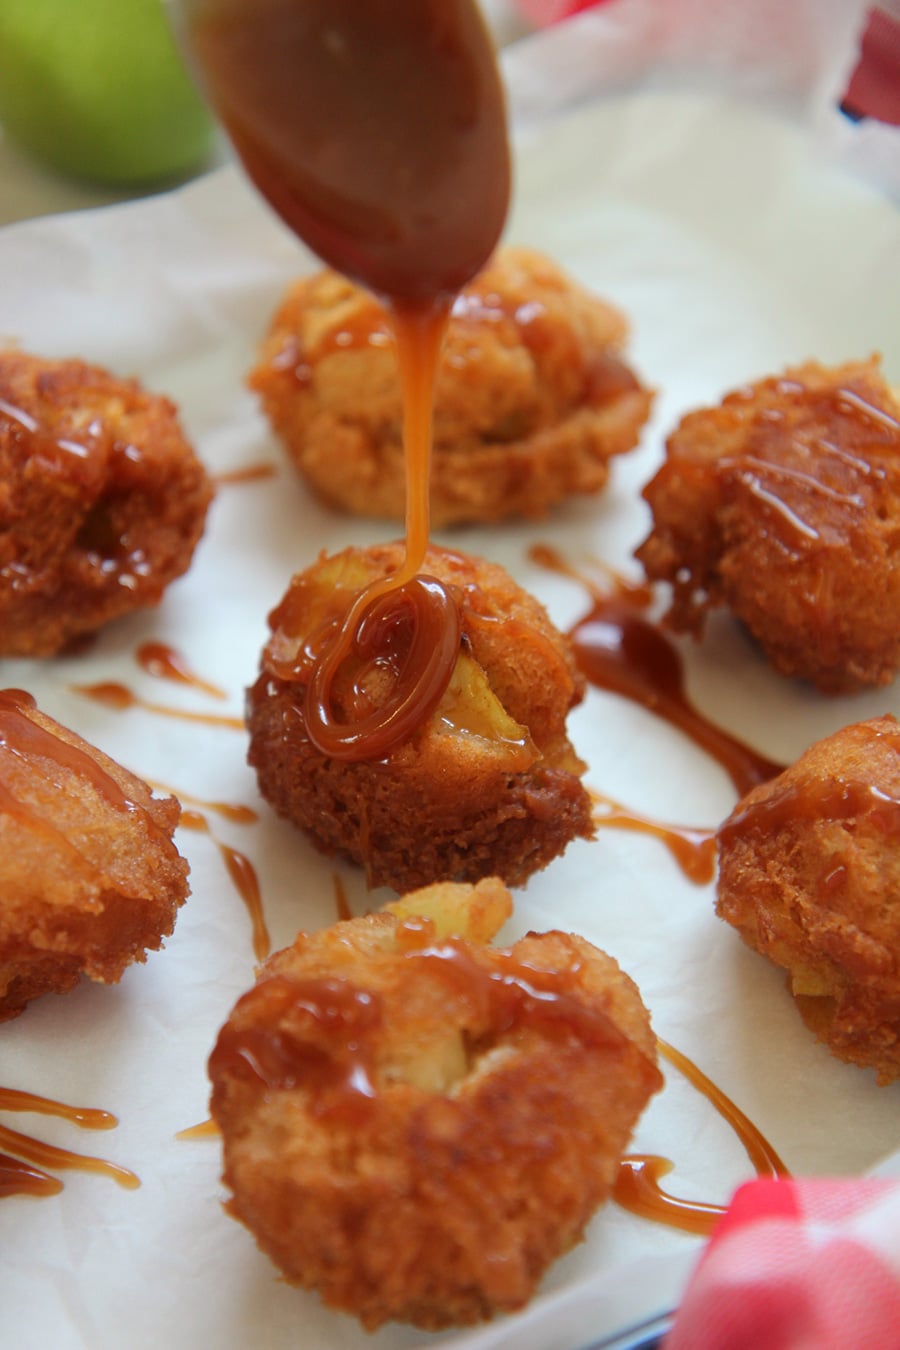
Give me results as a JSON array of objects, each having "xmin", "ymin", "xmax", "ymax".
[
  {"xmin": 402, "ymin": 933, "xmax": 628, "ymax": 1052},
  {"xmin": 590, "ymin": 790, "xmax": 716, "ymax": 885},
  {"xmin": 0, "ymin": 687, "xmax": 144, "ymax": 813},
  {"xmin": 653, "ymin": 376, "xmax": 900, "ymax": 563},
  {"xmin": 0, "ymin": 1122, "xmax": 140, "ymax": 1192},
  {"xmin": 333, "ymin": 874, "xmax": 354, "ymax": 923},
  {"xmin": 175, "ymin": 1118, "xmax": 220, "ymax": 1141},
  {"xmin": 187, "ymin": 0, "xmax": 510, "ymax": 762},
  {"xmin": 0, "ymin": 1087, "xmax": 138, "ymax": 1199},
  {"xmin": 719, "ymin": 765, "xmax": 900, "ymax": 851},
  {"xmin": 209, "ymin": 974, "xmax": 381, "ymax": 1124},
  {"xmin": 180, "ymin": 809, "xmax": 270, "ymax": 961},
  {"xmin": 613, "ymin": 1039, "xmax": 790, "ymax": 1236},
  {"xmin": 152, "ymin": 784, "xmax": 258, "ymax": 826},
  {"xmin": 135, "ymin": 641, "xmax": 227, "ymax": 700},
  {"xmin": 285, "ymin": 286, "xmax": 637, "ymax": 429},
  {"xmin": 0, "ymin": 1153, "xmax": 62, "ymax": 1199},
  {"xmin": 0, "ymin": 396, "xmax": 99, "ymax": 477},
  {"xmin": 210, "ymin": 923, "xmax": 629, "ymax": 1125},
  {"xmin": 614, "ymin": 1156, "xmax": 725, "ymax": 1237},
  {"xmin": 530, "ymin": 545, "xmax": 785, "ymax": 796},
  {"xmin": 211, "ymin": 461, "xmax": 278, "ymax": 486},
  {"xmin": 72, "ymin": 681, "xmax": 244, "ymax": 731},
  {"xmin": 0, "ymin": 399, "xmax": 155, "ymax": 592},
  {"xmin": 0, "ymin": 1087, "xmax": 116, "ymax": 1129}
]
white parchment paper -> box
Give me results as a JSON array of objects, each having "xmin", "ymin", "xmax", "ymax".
[{"xmin": 1, "ymin": 6, "xmax": 899, "ymax": 1347}]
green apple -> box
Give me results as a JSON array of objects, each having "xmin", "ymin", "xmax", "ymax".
[{"xmin": 0, "ymin": 0, "xmax": 214, "ymax": 186}]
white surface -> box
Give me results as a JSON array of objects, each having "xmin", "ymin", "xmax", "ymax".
[{"xmin": 1, "ymin": 25, "xmax": 899, "ymax": 1350}]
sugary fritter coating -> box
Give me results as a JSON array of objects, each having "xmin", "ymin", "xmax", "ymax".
[
  {"xmin": 246, "ymin": 542, "xmax": 594, "ymax": 891},
  {"xmin": 208, "ymin": 886, "xmax": 662, "ymax": 1331},
  {"xmin": 0, "ymin": 349, "xmax": 213, "ymax": 655},
  {"xmin": 716, "ymin": 715, "xmax": 900, "ymax": 1084},
  {"xmin": 0, "ymin": 690, "xmax": 190, "ymax": 1020},
  {"xmin": 636, "ymin": 357, "xmax": 900, "ymax": 693},
  {"xmin": 248, "ymin": 246, "xmax": 652, "ymax": 525}
]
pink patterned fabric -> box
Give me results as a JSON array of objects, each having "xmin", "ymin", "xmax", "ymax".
[
  {"xmin": 514, "ymin": 1, "xmax": 900, "ymax": 126},
  {"xmin": 664, "ymin": 1178, "xmax": 900, "ymax": 1350},
  {"xmin": 843, "ymin": 5, "xmax": 900, "ymax": 124},
  {"xmin": 513, "ymin": 0, "xmax": 612, "ymax": 27}
]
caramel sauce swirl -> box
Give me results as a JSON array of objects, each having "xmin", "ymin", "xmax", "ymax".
[{"xmin": 305, "ymin": 571, "xmax": 463, "ymax": 759}]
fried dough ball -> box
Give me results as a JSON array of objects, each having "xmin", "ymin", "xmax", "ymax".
[
  {"xmin": 248, "ymin": 246, "xmax": 652, "ymax": 526},
  {"xmin": 0, "ymin": 688, "xmax": 190, "ymax": 1020},
  {"xmin": 636, "ymin": 357, "xmax": 900, "ymax": 693},
  {"xmin": 246, "ymin": 542, "xmax": 594, "ymax": 891},
  {"xmin": 716, "ymin": 715, "xmax": 900, "ymax": 1084},
  {"xmin": 208, "ymin": 881, "xmax": 662, "ymax": 1331},
  {"xmin": 0, "ymin": 349, "xmax": 213, "ymax": 656}
]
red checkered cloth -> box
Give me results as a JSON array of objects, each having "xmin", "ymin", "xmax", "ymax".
[
  {"xmin": 843, "ymin": 5, "xmax": 900, "ymax": 124},
  {"xmin": 663, "ymin": 1177, "xmax": 900, "ymax": 1350}
]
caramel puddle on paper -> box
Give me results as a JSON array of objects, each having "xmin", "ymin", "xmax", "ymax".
[{"xmin": 531, "ymin": 543, "xmax": 785, "ymax": 795}]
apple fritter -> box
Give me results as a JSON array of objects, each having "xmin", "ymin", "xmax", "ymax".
[
  {"xmin": 248, "ymin": 247, "xmax": 652, "ymax": 526},
  {"xmin": 246, "ymin": 542, "xmax": 594, "ymax": 891},
  {"xmin": 209, "ymin": 883, "xmax": 661, "ymax": 1330},
  {"xmin": 0, "ymin": 689, "xmax": 190, "ymax": 1020},
  {"xmin": 716, "ymin": 715, "xmax": 900, "ymax": 1084},
  {"xmin": 0, "ymin": 348, "xmax": 212, "ymax": 655},
  {"xmin": 637, "ymin": 357, "xmax": 900, "ymax": 693}
]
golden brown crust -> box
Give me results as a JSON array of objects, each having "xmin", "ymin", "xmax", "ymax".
[
  {"xmin": 716, "ymin": 714, "xmax": 900, "ymax": 1084},
  {"xmin": 248, "ymin": 247, "xmax": 652, "ymax": 525},
  {"xmin": 0, "ymin": 692, "xmax": 190, "ymax": 1020},
  {"xmin": 209, "ymin": 895, "xmax": 661, "ymax": 1330},
  {"xmin": 246, "ymin": 542, "xmax": 594, "ymax": 890},
  {"xmin": 0, "ymin": 349, "xmax": 213, "ymax": 656},
  {"xmin": 636, "ymin": 357, "xmax": 900, "ymax": 693}
]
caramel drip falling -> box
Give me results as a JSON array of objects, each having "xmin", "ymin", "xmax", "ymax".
[
  {"xmin": 303, "ymin": 304, "xmax": 462, "ymax": 760},
  {"xmin": 186, "ymin": 0, "xmax": 510, "ymax": 764}
]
